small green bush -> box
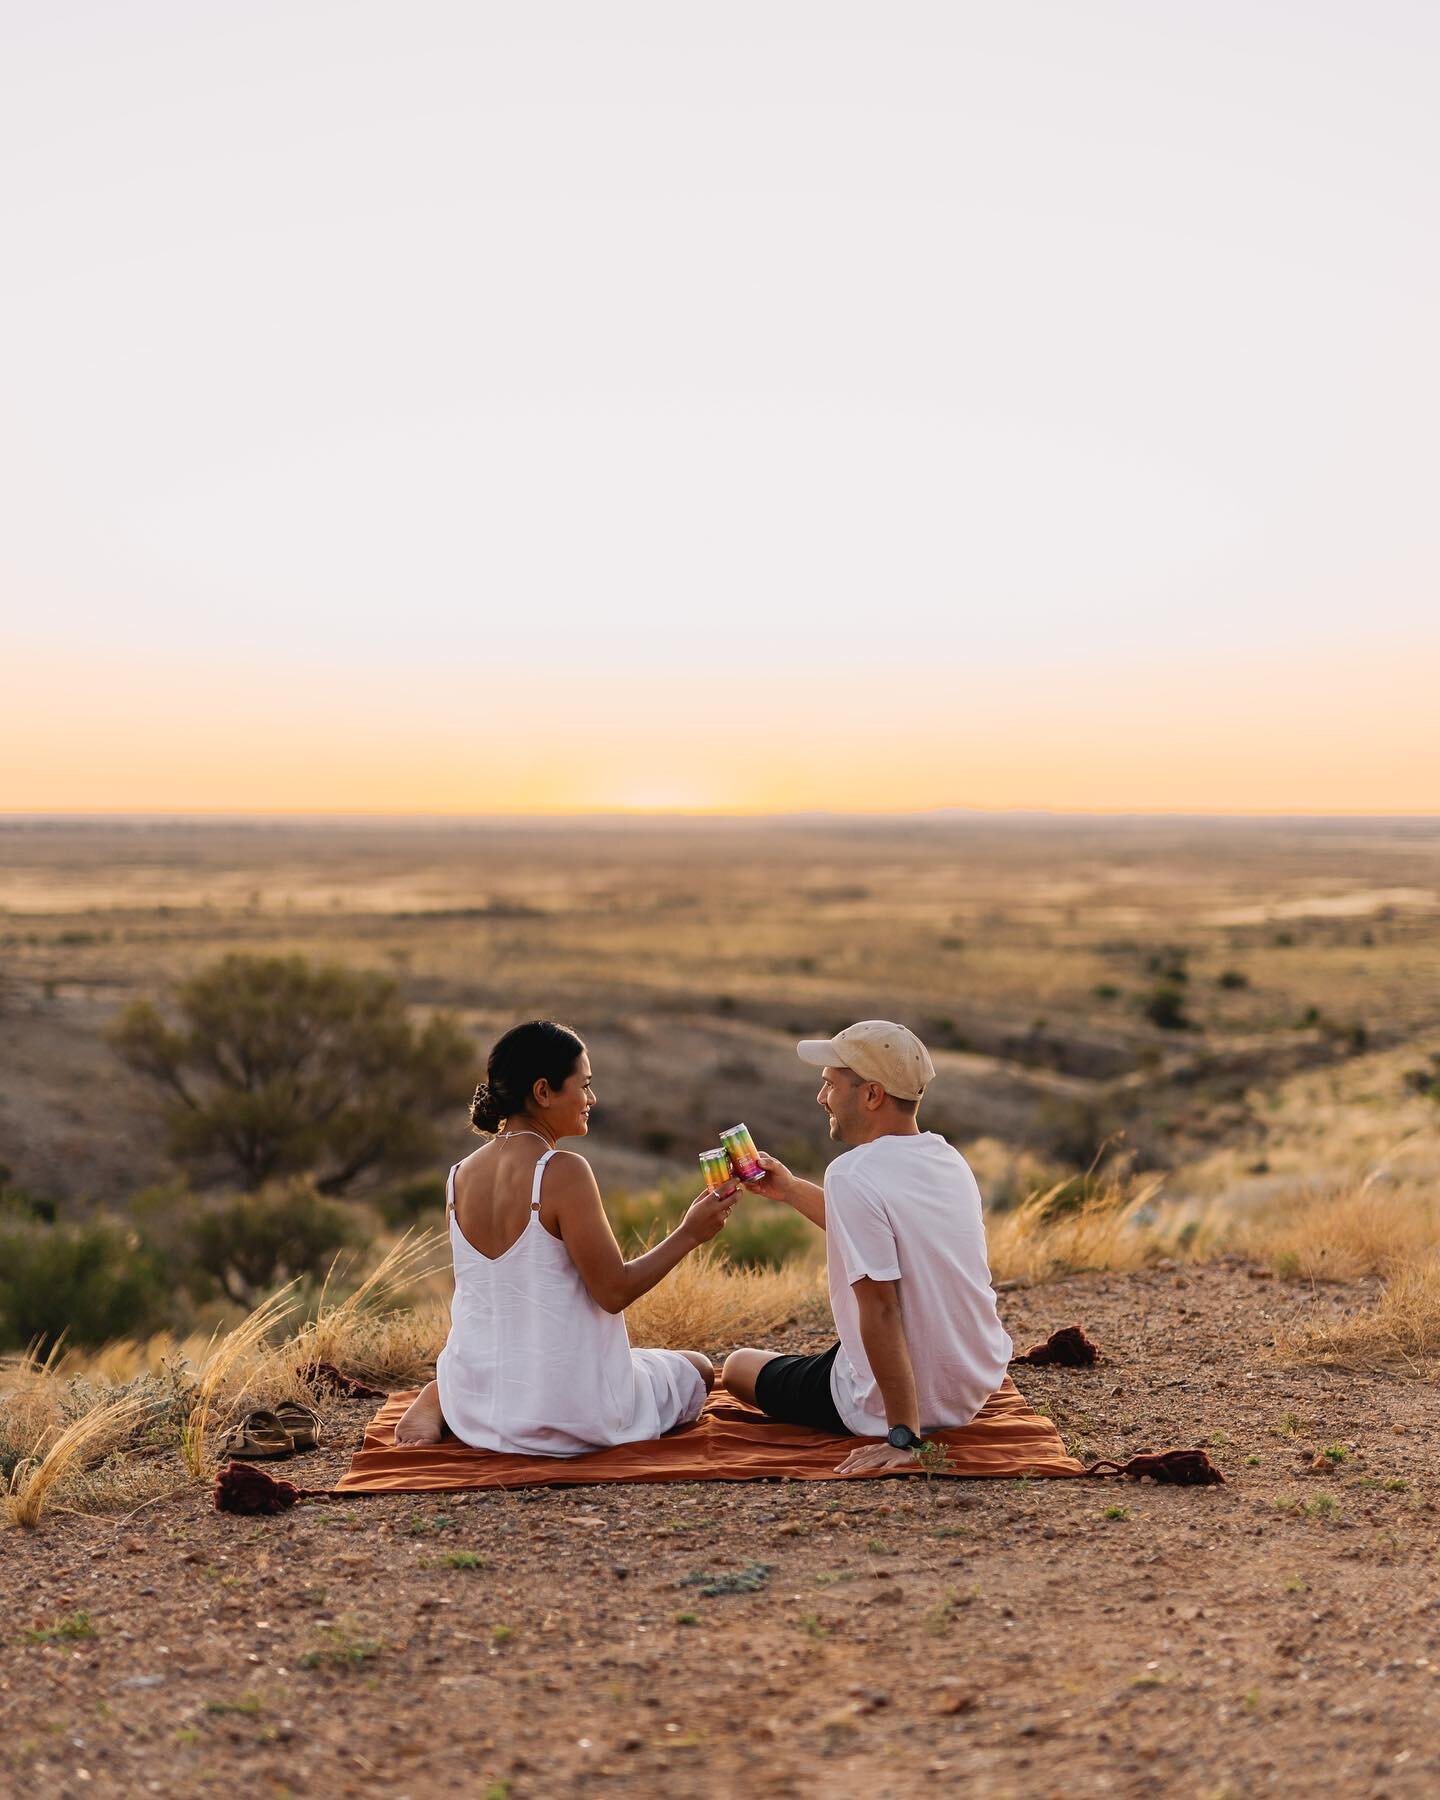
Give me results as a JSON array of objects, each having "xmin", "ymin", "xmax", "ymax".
[{"xmin": 0, "ymin": 1220, "xmax": 171, "ymax": 1352}]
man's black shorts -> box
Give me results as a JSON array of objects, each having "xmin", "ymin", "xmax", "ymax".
[{"xmin": 752, "ymin": 1341, "xmax": 848, "ymax": 1436}]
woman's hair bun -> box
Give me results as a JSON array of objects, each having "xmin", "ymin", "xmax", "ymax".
[
  {"xmin": 469, "ymin": 1021, "xmax": 585, "ymax": 1137},
  {"xmin": 469, "ymin": 1082, "xmax": 504, "ymax": 1135}
]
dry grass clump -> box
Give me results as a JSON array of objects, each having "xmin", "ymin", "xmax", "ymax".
[
  {"xmin": 625, "ymin": 1248, "xmax": 829, "ymax": 1350},
  {"xmin": 3, "ymin": 1393, "xmax": 158, "ymax": 1529},
  {"xmin": 1241, "ymin": 1174, "xmax": 1438, "ymax": 1283},
  {"xmin": 180, "ymin": 1285, "xmax": 298, "ymax": 1479},
  {"xmin": 986, "ymin": 1175, "xmax": 1226, "ymax": 1286},
  {"xmin": 1275, "ymin": 1259, "xmax": 1440, "ymax": 1372}
]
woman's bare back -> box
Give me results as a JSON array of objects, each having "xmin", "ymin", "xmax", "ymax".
[{"xmin": 451, "ymin": 1139, "xmax": 564, "ymax": 1257}]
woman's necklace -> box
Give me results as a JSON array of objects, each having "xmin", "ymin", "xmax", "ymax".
[{"xmin": 496, "ymin": 1125, "xmax": 555, "ymax": 1150}]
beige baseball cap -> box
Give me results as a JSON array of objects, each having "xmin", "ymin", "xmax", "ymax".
[{"xmin": 795, "ymin": 1020, "xmax": 936, "ymax": 1102}]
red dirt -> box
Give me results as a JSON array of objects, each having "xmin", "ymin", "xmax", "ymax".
[{"xmin": 5, "ymin": 1261, "xmax": 1440, "ymax": 1798}]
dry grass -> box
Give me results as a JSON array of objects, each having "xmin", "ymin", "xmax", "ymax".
[
  {"xmin": 625, "ymin": 1248, "xmax": 829, "ymax": 1350},
  {"xmin": 3, "ymin": 1393, "xmax": 153, "ymax": 1529},
  {"xmin": 1275, "ymin": 1259, "xmax": 1440, "ymax": 1371},
  {"xmin": 1240, "ymin": 1173, "xmax": 1439, "ymax": 1283},
  {"xmin": 986, "ymin": 1175, "xmax": 1227, "ymax": 1286},
  {"xmin": 180, "ymin": 1285, "xmax": 299, "ymax": 1479}
]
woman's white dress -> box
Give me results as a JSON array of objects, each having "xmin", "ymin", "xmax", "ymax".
[{"xmin": 434, "ymin": 1148, "xmax": 706, "ymax": 1455}]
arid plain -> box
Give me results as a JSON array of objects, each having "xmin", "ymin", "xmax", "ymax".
[{"xmin": 3, "ymin": 814, "xmax": 1440, "ymax": 1799}]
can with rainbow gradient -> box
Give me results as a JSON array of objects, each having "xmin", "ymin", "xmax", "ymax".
[
  {"xmin": 699, "ymin": 1148, "xmax": 738, "ymax": 1196},
  {"xmin": 719, "ymin": 1123, "xmax": 764, "ymax": 1182}
]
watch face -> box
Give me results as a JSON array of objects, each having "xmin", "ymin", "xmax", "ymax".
[{"xmin": 887, "ymin": 1425, "xmax": 916, "ymax": 1449}]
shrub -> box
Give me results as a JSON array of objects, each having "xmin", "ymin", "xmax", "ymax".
[
  {"xmin": 1216, "ymin": 970, "xmax": 1249, "ymax": 990},
  {"xmin": 110, "ymin": 954, "xmax": 475, "ymax": 1192},
  {"xmin": 606, "ymin": 1181, "xmax": 812, "ymax": 1269},
  {"xmin": 1143, "ymin": 983, "xmax": 1191, "ymax": 1031},
  {"xmin": 0, "ymin": 1219, "xmax": 171, "ymax": 1353},
  {"xmin": 133, "ymin": 1180, "xmax": 359, "ymax": 1308}
]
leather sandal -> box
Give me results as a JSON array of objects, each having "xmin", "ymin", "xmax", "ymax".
[
  {"xmin": 274, "ymin": 1401, "xmax": 322, "ymax": 1453},
  {"xmin": 217, "ymin": 1409, "xmax": 294, "ymax": 1461}
]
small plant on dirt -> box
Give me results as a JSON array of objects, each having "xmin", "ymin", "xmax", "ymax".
[
  {"xmin": 673, "ymin": 1611, "xmax": 699, "ymax": 1627},
  {"xmin": 1278, "ymin": 1411, "xmax": 1305, "ymax": 1439},
  {"xmin": 679, "ymin": 1563, "xmax": 771, "ymax": 1598},
  {"xmin": 407, "ymin": 1512, "xmax": 455, "ymax": 1535},
  {"xmin": 865, "ymin": 1537, "xmax": 895, "ymax": 1556},
  {"xmin": 1245, "ymin": 1455, "xmax": 1261, "ymax": 1467},
  {"xmin": 22, "ymin": 1611, "xmax": 96, "ymax": 1644},
  {"xmin": 1321, "ymin": 1445, "xmax": 1349, "ymax": 1464},
  {"xmin": 1209, "ymin": 1430, "xmax": 1231, "ymax": 1448},
  {"xmin": 1302, "ymin": 1493, "xmax": 1338, "ymax": 1520},
  {"xmin": 1384, "ymin": 1478, "xmax": 1411, "ymax": 1493},
  {"xmin": 301, "ymin": 1622, "xmax": 385, "ymax": 1669},
  {"xmin": 1283, "ymin": 1577, "xmax": 1307, "ymax": 1593},
  {"xmin": 490, "ymin": 1624, "xmax": 514, "ymax": 1645},
  {"xmin": 206, "ymin": 1694, "xmax": 262, "ymax": 1716},
  {"xmin": 912, "ymin": 1439, "xmax": 953, "ymax": 1478},
  {"xmin": 418, "ymin": 1549, "xmax": 485, "ymax": 1570},
  {"xmin": 1102, "ymin": 1504, "xmax": 1131, "ymax": 1522},
  {"xmin": 795, "ymin": 1612, "xmax": 829, "ymax": 1640}
]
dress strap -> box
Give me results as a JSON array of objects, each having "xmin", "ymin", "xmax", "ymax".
[
  {"xmin": 530, "ymin": 1148, "xmax": 557, "ymax": 1211},
  {"xmin": 445, "ymin": 1163, "xmax": 460, "ymax": 1219}
]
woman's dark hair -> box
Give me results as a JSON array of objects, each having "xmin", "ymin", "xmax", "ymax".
[{"xmin": 470, "ymin": 1020, "xmax": 586, "ymax": 1135}]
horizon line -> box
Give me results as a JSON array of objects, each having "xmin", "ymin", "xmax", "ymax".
[{"xmin": 3, "ymin": 805, "xmax": 1439, "ymax": 825}]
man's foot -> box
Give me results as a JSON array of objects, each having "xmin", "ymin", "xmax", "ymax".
[{"xmin": 394, "ymin": 1379, "xmax": 445, "ymax": 1445}]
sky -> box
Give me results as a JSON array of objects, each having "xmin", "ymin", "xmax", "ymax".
[{"xmin": 3, "ymin": 1, "xmax": 1438, "ymax": 814}]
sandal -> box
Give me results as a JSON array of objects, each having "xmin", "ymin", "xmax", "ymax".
[
  {"xmin": 274, "ymin": 1401, "xmax": 322, "ymax": 1453},
  {"xmin": 218, "ymin": 1409, "xmax": 294, "ymax": 1461}
]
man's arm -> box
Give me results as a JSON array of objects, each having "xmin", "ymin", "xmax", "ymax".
[
  {"xmin": 834, "ymin": 1276, "xmax": 922, "ymax": 1475},
  {"xmin": 746, "ymin": 1151, "xmax": 825, "ymax": 1228}
]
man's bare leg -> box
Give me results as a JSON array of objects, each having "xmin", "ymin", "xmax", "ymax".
[
  {"xmin": 676, "ymin": 1350, "xmax": 717, "ymax": 1393},
  {"xmin": 720, "ymin": 1348, "xmax": 781, "ymax": 1408},
  {"xmin": 394, "ymin": 1379, "xmax": 445, "ymax": 1445}
]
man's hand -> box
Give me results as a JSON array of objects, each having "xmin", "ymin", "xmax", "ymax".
[
  {"xmin": 834, "ymin": 1440, "xmax": 922, "ymax": 1476},
  {"xmin": 744, "ymin": 1150, "xmax": 795, "ymax": 1205}
]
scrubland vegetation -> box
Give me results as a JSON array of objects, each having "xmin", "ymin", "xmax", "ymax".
[{"xmin": 1, "ymin": 814, "xmax": 1437, "ymax": 1532}]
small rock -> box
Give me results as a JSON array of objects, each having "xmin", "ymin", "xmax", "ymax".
[
  {"xmin": 611, "ymin": 1566, "xmax": 629, "ymax": 1581},
  {"xmin": 620, "ymin": 1733, "xmax": 642, "ymax": 1752}
]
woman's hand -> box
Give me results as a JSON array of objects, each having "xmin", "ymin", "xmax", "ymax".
[
  {"xmin": 680, "ymin": 1186, "xmax": 739, "ymax": 1246},
  {"xmin": 744, "ymin": 1150, "xmax": 796, "ymax": 1206}
]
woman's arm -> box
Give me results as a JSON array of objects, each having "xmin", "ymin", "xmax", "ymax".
[{"xmin": 548, "ymin": 1152, "xmax": 738, "ymax": 1314}]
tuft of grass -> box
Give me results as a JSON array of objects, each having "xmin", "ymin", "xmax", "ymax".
[
  {"xmin": 1277, "ymin": 1256, "xmax": 1440, "ymax": 1371},
  {"xmin": 1302, "ymin": 1493, "xmax": 1338, "ymax": 1520},
  {"xmin": 181, "ymin": 1284, "xmax": 299, "ymax": 1480},
  {"xmin": 1321, "ymin": 1444, "xmax": 1349, "ymax": 1464},
  {"xmin": 205, "ymin": 1694, "xmax": 262, "ymax": 1716},
  {"xmin": 300, "ymin": 1621, "xmax": 386, "ymax": 1669},
  {"xmin": 4, "ymin": 1394, "xmax": 150, "ymax": 1529},
  {"xmin": 22, "ymin": 1611, "xmax": 96, "ymax": 1644},
  {"xmin": 795, "ymin": 1612, "xmax": 829, "ymax": 1640},
  {"xmin": 422, "ymin": 1549, "xmax": 485, "ymax": 1570},
  {"xmin": 625, "ymin": 1248, "xmax": 827, "ymax": 1351},
  {"xmin": 673, "ymin": 1610, "xmax": 699, "ymax": 1626},
  {"xmin": 1101, "ymin": 1504, "xmax": 1131, "ymax": 1522},
  {"xmin": 490, "ymin": 1624, "xmax": 514, "ymax": 1645},
  {"xmin": 679, "ymin": 1563, "xmax": 771, "ymax": 1598}
]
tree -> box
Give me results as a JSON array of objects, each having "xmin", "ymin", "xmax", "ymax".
[{"xmin": 110, "ymin": 955, "xmax": 475, "ymax": 1192}]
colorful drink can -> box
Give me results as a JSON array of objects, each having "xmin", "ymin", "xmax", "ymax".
[
  {"xmin": 719, "ymin": 1124, "xmax": 764, "ymax": 1181},
  {"xmin": 699, "ymin": 1148, "xmax": 737, "ymax": 1195}
]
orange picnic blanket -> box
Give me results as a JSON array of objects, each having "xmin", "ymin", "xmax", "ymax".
[{"xmin": 335, "ymin": 1376, "xmax": 1085, "ymax": 1493}]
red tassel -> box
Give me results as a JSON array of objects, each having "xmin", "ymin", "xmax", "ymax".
[
  {"xmin": 299, "ymin": 1361, "xmax": 387, "ymax": 1399},
  {"xmin": 214, "ymin": 1459, "xmax": 309, "ymax": 1515},
  {"xmin": 1086, "ymin": 1449, "xmax": 1224, "ymax": 1486},
  {"xmin": 1011, "ymin": 1325, "xmax": 1101, "ymax": 1368}
]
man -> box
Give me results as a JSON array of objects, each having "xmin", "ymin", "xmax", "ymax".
[{"xmin": 722, "ymin": 1020, "xmax": 1013, "ymax": 1473}]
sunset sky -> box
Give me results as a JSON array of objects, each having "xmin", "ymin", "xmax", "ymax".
[{"xmin": 4, "ymin": 3, "xmax": 1437, "ymax": 815}]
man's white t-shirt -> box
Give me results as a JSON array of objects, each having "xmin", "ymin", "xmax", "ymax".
[{"xmin": 824, "ymin": 1132, "xmax": 1013, "ymax": 1435}]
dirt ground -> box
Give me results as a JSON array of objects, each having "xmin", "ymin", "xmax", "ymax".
[{"xmin": 5, "ymin": 1263, "xmax": 1440, "ymax": 1799}]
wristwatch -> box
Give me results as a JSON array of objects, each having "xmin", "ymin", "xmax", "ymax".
[{"xmin": 886, "ymin": 1424, "xmax": 924, "ymax": 1452}]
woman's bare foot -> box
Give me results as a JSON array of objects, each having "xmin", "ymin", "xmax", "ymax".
[{"xmin": 394, "ymin": 1379, "xmax": 445, "ymax": 1445}]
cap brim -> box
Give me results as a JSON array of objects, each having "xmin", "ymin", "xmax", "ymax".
[{"xmin": 796, "ymin": 1038, "xmax": 842, "ymax": 1068}]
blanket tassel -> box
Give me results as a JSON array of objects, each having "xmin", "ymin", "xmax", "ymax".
[
  {"xmin": 1011, "ymin": 1324, "xmax": 1101, "ymax": 1368},
  {"xmin": 214, "ymin": 1459, "xmax": 337, "ymax": 1515},
  {"xmin": 1086, "ymin": 1449, "xmax": 1224, "ymax": 1486}
]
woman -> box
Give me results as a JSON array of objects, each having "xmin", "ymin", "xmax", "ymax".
[{"xmin": 395, "ymin": 1020, "xmax": 734, "ymax": 1454}]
